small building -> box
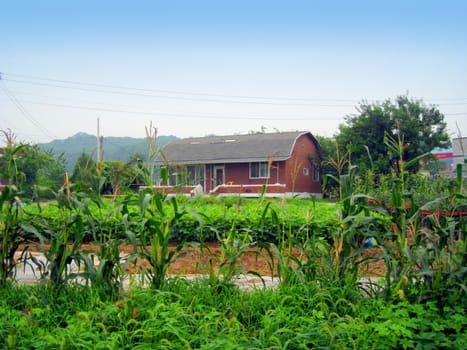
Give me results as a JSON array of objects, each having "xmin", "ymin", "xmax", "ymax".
[
  {"xmin": 431, "ymin": 147, "xmax": 454, "ymax": 175},
  {"xmin": 0, "ymin": 148, "xmax": 6, "ymax": 192},
  {"xmin": 452, "ymin": 137, "xmax": 467, "ymax": 169},
  {"xmin": 153, "ymin": 131, "xmax": 322, "ymax": 198}
]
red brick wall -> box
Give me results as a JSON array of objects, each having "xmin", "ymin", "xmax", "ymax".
[
  {"xmin": 224, "ymin": 162, "xmax": 281, "ymax": 186},
  {"xmin": 214, "ymin": 184, "xmax": 286, "ymax": 195},
  {"xmin": 283, "ymin": 134, "xmax": 321, "ymax": 193}
]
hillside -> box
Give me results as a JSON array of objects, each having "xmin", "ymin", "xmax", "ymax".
[{"xmin": 39, "ymin": 132, "xmax": 178, "ymax": 172}]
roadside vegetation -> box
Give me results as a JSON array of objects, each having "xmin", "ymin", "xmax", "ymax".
[{"xmin": 1, "ymin": 99, "xmax": 466, "ymax": 348}]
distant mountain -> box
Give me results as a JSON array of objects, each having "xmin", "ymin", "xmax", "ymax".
[{"xmin": 39, "ymin": 132, "xmax": 178, "ymax": 172}]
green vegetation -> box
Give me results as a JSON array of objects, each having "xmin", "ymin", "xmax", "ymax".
[
  {"xmin": 0, "ymin": 129, "xmax": 66, "ymax": 199},
  {"xmin": 1, "ymin": 180, "xmax": 465, "ymax": 348},
  {"xmin": 336, "ymin": 95, "xmax": 450, "ymax": 174},
  {"xmin": 1, "ymin": 282, "xmax": 465, "ymax": 349},
  {"xmin": 24, "ymin": 196, "xmax": 338, "ymax": 244},
  {"xmin": 1, "ymin": 124, "xmax": 466, "ymax": 348}
]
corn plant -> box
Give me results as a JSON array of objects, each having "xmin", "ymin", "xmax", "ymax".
[
  {"xmin": 321, "ymin": 144, "xmax": 378, "ymax": 285},
  {"xmin": 0, "ymin": 185, "xmax": 27, "ymax": 286},
  {"xmin": 370, "ymin": 131, "xmax": 432, "ymax": 301},
  {"xmin": 0, "ymin": 143, "xmax": 33, "ymax": 286},
  {"xmin": 258, "ymin": 201, "xmax": 351, "ymax": 290},
  {"xmin": 406, "ymin": 163, "xmax": 467, "ymax": 305},
  {"xmin": 258, "ymin": 201, "xmax": 298, "ymax": 286},
  {"xmin": 124, "ymin": 190, "xmax": 190, "ymax": 289},
  {"xmin": 24, "ymin": 174, "xmax": 88, "ymax": 291},
  {"xmin": 200, "ymin": 222, "xmax": 259, "ymax": 292},
  {"xmin": 76, "ymin": 194, "xmax": 130, "ymax": 300}
]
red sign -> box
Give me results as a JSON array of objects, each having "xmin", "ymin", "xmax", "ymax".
[{"xmin": 435, "ymin": 153, "xmax": 453, "ymax": 159}]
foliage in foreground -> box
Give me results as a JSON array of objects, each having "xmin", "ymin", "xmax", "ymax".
[
  {"xmin": 1, "ymin": 126, "xmax": 466, "ymax": 348},
  {"xmin": 0, "ymin": 281, "xmax": 465, "ymax": 350}
]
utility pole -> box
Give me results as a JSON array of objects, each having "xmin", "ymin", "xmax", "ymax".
[{"xmin": 97, "ymin": 118, "xmax": 103, "ymax": 163}]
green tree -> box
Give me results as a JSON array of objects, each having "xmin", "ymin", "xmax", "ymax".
[
  {"xmin": 35, "ymin": 148, "xmax": 67, "ymax": 194},
  {"xmin": 315, "ymin": 135, "xmax": 338, "ymax": 175},
  {"xmin": 337, "ymin": 95, "xmax": 450, "ymax": 174},
  {"xmin": 70, "ymin": 152, "xmax": 99, "ymax": 192},
  {"xmin": 126, "ymin": 153, "xmax": 148, "ymax": 187},
  {"xmin": 127, "ymin": 152, "xmax": 145, "ymax": 166},
  {"xmin": 101, "ymin": 160, "xmax": 133, "ymax": 195},
  {"xmin": 315, "ymin": 135, "xmax": 340, "ymax": 197},
  {"xmin": 0, "ymin": 131, "xmax": 66, "ymax": 198}
]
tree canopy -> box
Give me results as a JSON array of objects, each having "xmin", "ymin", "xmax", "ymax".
[
  {"xmin": 336, "ymin": 95, "xmax": 450, "ymax": 174},
  {"xmin": 0, "ymin": 130, "xmax": 66, "ymax": 199},
  {"xmin": 70, "ymin": 153, "xmax": 146, "ymax": 195},
  {"xmin": 70, "ymin": 152, "xmax": 99, "ymax": 192}
]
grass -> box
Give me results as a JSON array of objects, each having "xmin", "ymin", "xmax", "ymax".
[{"xmin": 1, "ymin": 280, "xmax": 465, "ymax": 349}]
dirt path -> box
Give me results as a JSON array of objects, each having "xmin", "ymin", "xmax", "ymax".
[
  {"xmin": 18, "ymin": 242, "xmax": 386, "ymax": 281},
  {"xmin": 89, "ymin": 242, "xmax": 387, "ymax": 278}
]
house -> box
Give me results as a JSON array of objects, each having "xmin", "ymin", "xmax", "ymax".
[{"xmin": 153, "ymin": 131, "xmax": 322, "ymax": 198}]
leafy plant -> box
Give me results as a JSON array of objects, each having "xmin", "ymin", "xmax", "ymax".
[
  {"xmin": 407, "ymin": 169, "xmax": 467, "ymax": 306},
  {"xmin": 201, "ymin": 221, "xmax": 259, "ymax": 292},
  {"xmin": 0, "ymin": 142, "xmax": 31, "ymax": 286},
  {"xmin": 321, "ymin": 143, "xmax": 377, "ymax": 286},
  {"xmin": 25, "ymin": 174, "xmax": 88, "ymax": 291},
  {"xmin": 78, "ymin": 196, "xmax": 130, "ymax": 300},
  {"xmin": 124, "ymin": 190, "xmax": 190, "ymax": 289},
  {"xmin": 0, "ymin": 185, "xmax": 27, "ymax": 286}
]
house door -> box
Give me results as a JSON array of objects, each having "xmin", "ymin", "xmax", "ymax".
[{"xmin": 213, "ymin": 166, "xmax": 225, "ymax": 188}]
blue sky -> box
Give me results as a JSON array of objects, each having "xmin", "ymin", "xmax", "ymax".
[{"xmin": 1, "ymin": 0, "xmax": 466, "ymax": 145}]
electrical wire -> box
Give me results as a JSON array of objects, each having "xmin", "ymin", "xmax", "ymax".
[
  {"xmin": 1, "ymin": 71, "xmax": 464, "ymax": 140},
  {"xmin": 5, "ymin": 98, "xmax": 343, "ymax": 121},
  {"xmin": 3, "ymin": 78, "xmax": 356, "ymax": 107},
  {"xmin": 0, "ymin": 80, "xmax": 56, "ymax": 140},
  {"xmin": 3, "ymin": 72, "xmax": 467, "ymax": 106},
  {"xmin": 1, "ymin": 72, "xmax": 358, "ymax": 103},
  {"xmin": 0, "ymin": 90, "xmax": 350, "ymax": 119}
]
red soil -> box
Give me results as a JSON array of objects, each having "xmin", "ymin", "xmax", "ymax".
[{"xmin": 23, "ymin": 242, "xmax": 387, "ymax": 278}]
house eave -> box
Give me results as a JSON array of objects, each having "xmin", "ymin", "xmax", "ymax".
[{"xmin": 154, "ymin": 156, "xmax": 290, "ymax": 166}]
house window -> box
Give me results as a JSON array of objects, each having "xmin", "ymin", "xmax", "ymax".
[
  {"xmin": 158, "ymin": 166, "xmax": 174, "ymax": 185},
  {"xmin": 303, "ymin": 167, "xmax": 309, "ymax": 176},
  {"xmin": 312, "ymin": 163, "xmax": 320, "ymax": 182},
  {"xmin": 250, "ymin": 162, "xmax": 269, "ymax": 179},
  {"xmin": 186, "ymin": 165, "xmax": 205, "ymax": 186},
  {"xmin": 163, "ymin": 165, "xmax": 205, "ymax": 186},
  {"xmin": 169, "ymin": 169, "xmax": 180, "ymax": 186}
]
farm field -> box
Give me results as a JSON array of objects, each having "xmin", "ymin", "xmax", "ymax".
[{"xmin": 1, "ymin": 171, "xmax": 466, "ymax": 348}]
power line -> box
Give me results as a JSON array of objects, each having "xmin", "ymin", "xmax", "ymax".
[
  {"xmin": 0, "ymin": 72, "xmax": 467, "ymax": 107},
  {"xmin": 1, "ymin": 72, "xmax": 358, "ymax": 103},
  {"xmin": 0, "ymin": 80, "xmax": 56, "ymax": 140},
  {"xmin": 4, "ymin": 71, "xmax": 467, "ymax": 106},
  {"xmin": 0, "ymin": 90, "xmax": 352, "ymax": 117},
  {"xmin": 1, "ymin": 93, "xmax": 463, "ymax": 122},
  {"xmin": 6, "ymin": 98, "xmax": 343, "ymax": 121},
  {"xmin": 5, "ymin": 74, "xmax": 467, "ymax": 110},
  {"xmin": 3, "ymin": 78, "xmax": 357, "ymax": 107}
]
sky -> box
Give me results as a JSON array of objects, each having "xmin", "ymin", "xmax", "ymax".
[{"xmin": 1, "ymin": 0, "xmax": 466, "ymax": 146}]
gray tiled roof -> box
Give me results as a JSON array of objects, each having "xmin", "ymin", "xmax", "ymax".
[{"xmin": 155, "ymin": 131, "xmax": 312, "ymax": 165}]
